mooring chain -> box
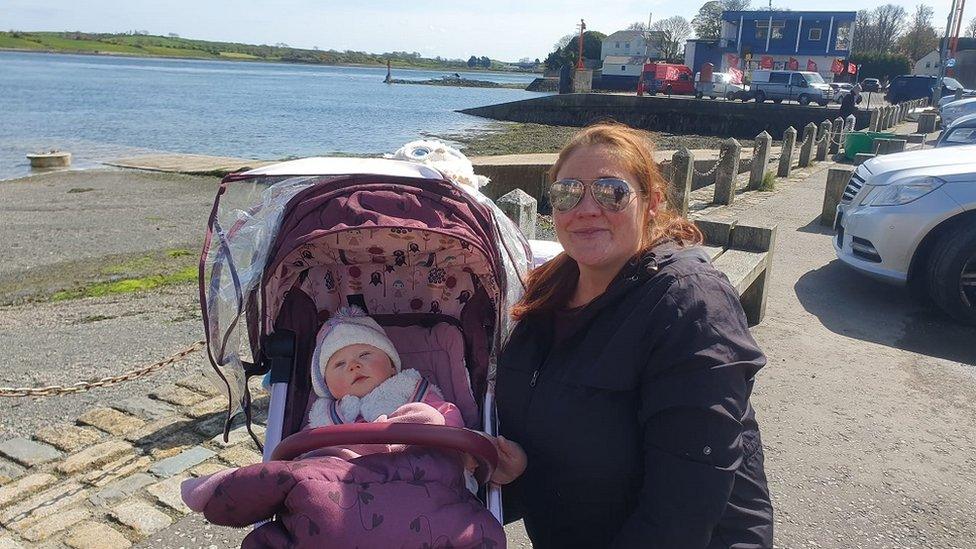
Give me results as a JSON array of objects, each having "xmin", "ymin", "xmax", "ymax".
[
  {"xmin": 0, "ymin": 340, "xmax": 206, "ymax": 397},
  {"xmin": 692, "ymin": 149, "xmax": 729, "ymax": 177}
]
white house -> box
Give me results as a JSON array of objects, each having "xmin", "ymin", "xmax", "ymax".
[
  {"xmin": 601, "ymin": 30, "xmax": 664, "ymax": 61},
  {"xmin": 914, "ymin": 50, "xmax": 940, "ymax": 77},
  {"xmin": 601, "ymin": 55, "xmax": 648, "ymax": 77}
]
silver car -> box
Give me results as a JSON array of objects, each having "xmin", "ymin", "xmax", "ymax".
[
  {"xmin": 936, "ymin": 113, "xmax": 976, "ymax": 147},
  {"xmin": 834, "ymin": 146, "xmax": 976, "ymax": 324}
]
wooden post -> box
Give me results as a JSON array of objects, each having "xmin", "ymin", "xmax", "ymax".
[
  {"xmin": 821, "ymin": 167, "xmax": 853, "ymax": 226},
  {"xmin": 799, "ymin": 122, "xmax": 817, "ymax": 167},
  {"xmin": 670, "ymin": 148, "xmax": 694, "ymax": 216},
  {"xmin": 829, "ymin": 117, "xmax": 844, "ymax": 154},
  {"xmin": 497, "ymin": 189, "xmax": 538, "ymax": 240},
  {"xmin": 816, "ymin": 120, "xmax": 831, "ymax": 161},
  {"xmin": 777, "ymin": 126, "xmax": 796, "ymax": 178},
  {"xmin": 713, "ymin": 138, "xmax": 741, "ymax": 205},
  {"xmin": 748, "ymin": 131, "xmax": 772, "ymax": 191}
]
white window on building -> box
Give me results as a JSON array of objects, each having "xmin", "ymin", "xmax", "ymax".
[
  {"xmin": 835, "ymin": 21, "xmax": 852, "ymax": 51},
  {"xmin": 809, "ymin": 28, "xmax": 822, "ymax": 41},
  {"xmin": 756, "ymin": 20, "xmax": 785, "ymax": 40},
  {"xmin": 621, "ymin": 65, "xmax": 626, "ymax": 71},
  {"xmin": 625, "ymin": 42, "xmax": 630, "ymax": 49},
  {"xmin": 615, "ymin": 42, "xmax": 620, "ymax": 48}
]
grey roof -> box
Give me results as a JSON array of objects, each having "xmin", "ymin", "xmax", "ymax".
[{"xmin": 604, "ymin": 30, "xmax": 645, "ymax": 41}]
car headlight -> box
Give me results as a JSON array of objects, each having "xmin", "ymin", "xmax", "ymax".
[{"xmin": 866, "ymin": 176, "xmax": 946, "ymax": 206}]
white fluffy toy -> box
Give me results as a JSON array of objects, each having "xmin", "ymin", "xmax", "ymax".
[{"xmin": 386, "ymin": 140, "xmax": 489, "ymax": 190}]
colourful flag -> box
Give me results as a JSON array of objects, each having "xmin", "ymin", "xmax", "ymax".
[
  {"xmin": 847, "ymin": 62, "xmax": 858, "ymax": 75},
  {"xmin": 726, "ymin": 53, "xmax": 739, "ymax": 69},
  {"xmin": 729, "ymin": 66, "xmax": 743, "ymax": 84},
  {"xmin": 760, "ymin": 56, "xmax": 774, "ymax": 69},
  {"xmin": 807, "ymin": 59, "xmax": 818, "ymax": 72},
  {"xmin": 788, "ymin": 57, "xmax": 799, "ymax": 71},
  {"xmin": 831, "ymin": 58, "xmax": 845, "ymax": 74}
]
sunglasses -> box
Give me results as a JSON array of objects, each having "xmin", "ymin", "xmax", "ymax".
[{"xmin": 548, "ymin": 177, "xmax": 638, "ymax": 213}]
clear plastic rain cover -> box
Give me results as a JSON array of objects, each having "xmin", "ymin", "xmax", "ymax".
[{"xmin": 201, "ymin": 172, "xmax": 530, "ymax": 419}]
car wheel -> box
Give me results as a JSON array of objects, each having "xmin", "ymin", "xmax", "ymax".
[
  {"xmin": 755, "ymin": 91, "xmax": 766, "ymax": 103},
  {"xmin": 726, "ymin": 92, "xmax": 735, "ymax": 101},
  {"xmin": 927, "ymin": 225, "xmax": 976, "ymax": 325},
  {"xmin": 799, "ymin": 94, "xmax": 811, "ymax": 105}
]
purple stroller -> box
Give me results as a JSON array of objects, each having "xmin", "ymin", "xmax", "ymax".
[{"xmin": 198, "ymin": 156, "xmax": 531, "ymax": 531}]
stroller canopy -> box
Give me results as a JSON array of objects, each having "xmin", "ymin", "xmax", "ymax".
[{"xmin": 199, "ymin": 157, "xmax": 531, "ymax": 423}]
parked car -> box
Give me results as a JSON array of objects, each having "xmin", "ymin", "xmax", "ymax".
[
  {"xmin": 936, "ymin": 114, "xmax": 976, "ymax": 147},
  {"xmin": 886, "ymin": 75, "xmax": 970, "ymax": 103},
  {"xmin": 939, "ymin": 96, "xmax": 976, "ymax": 127},
  {"xmin": 637, "ymin": 62, "xmax": 694, "ymax": 96},
  {"xmin": 860, "ymin": 78, "xmax": 881, "ymax": 92},
  {"xmin": 749, "ymin": 70, "xmax": 833, "ymax": 106},
  {"xmin": 834, "ymin": 146, "xmax": 976, "ymax": 324},
  {"xmin": 937, "ymin": 90, "xmax": 976, "ymax": 108},
  {"xmin": 694, "ymin": 71, "xmax": 749, "ymax": 100},
  {"xmin": 830, "ymin": 82, "xmax": 854, "ymax": 104}
]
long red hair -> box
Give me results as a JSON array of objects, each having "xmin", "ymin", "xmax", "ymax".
[{"xmin": 511, "ymin": 122, "xmax": 702, "ymax": 320}]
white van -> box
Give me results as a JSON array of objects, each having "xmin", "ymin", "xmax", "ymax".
[
  {"xmin": 694, "ymin": 72, "xmax": 749, "ymax": 100},
  {"xmin": 750, "ymin": 70, "xmax": 833, "ymax": 106}
]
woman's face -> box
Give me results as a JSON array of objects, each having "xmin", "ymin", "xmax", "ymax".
[{"xmin": 553, "ymin": 144, "xmax": 656, "ymax": 271}]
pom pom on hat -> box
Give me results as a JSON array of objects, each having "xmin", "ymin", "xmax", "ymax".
[{"xmin": 310, "ymin": 306, "xmax": 401, "ymax": 399}]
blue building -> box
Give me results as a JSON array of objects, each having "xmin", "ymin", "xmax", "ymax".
[{"xmin": 685, "ymin": 10, "xmax": 857, "ymax": 80}]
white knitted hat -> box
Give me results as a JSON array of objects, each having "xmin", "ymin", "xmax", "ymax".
[{"xmin": 310, "ymin": 306, "xmax": 402, "ymax": 399}]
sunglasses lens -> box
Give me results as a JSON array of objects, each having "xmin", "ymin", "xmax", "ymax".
[
  {"xmin": 550, "ymin": 179, "xmax": 584, "ymax": 212},
  {"xmin": 591, "ymin": 178, "xmax": 634, "ymax": 212}
]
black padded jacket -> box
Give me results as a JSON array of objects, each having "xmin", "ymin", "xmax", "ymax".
[{"xmin": 496, "ymin": 243, "xmax": 774, "ymax": 549}]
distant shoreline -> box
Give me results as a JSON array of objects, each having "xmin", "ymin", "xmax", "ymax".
[{"xmin": 0, "ymin": 47, "xmax": 540, "ymax": 77}]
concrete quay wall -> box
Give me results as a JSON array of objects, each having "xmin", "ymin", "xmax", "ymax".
[{"xmin": 460, "ymin": 93, "xmax": 871, "ymax": 140}]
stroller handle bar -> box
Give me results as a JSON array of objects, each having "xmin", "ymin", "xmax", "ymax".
[{"xmin": 270, "ymin": 423, "xmax": 499, "ymax": 485}]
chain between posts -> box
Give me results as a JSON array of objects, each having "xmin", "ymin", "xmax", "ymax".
[
  {"xmin": 0, "ymin": 340, "xmax": 206, "ymax": 397},
  {"xmin": 692, "ymin": 149, "xmax": 730, "ymax": 177}
]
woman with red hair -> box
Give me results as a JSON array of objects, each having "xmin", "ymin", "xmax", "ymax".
[{"xmin": 496, "ymin": 122, "xmax": 774, "ymax": 548}]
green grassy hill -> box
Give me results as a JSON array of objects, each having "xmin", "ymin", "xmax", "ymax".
[{"xmin": 0, "ymin": 31, "xmax": 538, "ymax": 72}]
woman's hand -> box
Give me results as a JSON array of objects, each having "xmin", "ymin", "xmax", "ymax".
[{"xmin": 490, "ymin": 435, "xmax": 527, "ymax": 485}]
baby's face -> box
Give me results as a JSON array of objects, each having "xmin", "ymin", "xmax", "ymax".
[{"xmin": 324, "ymin": 343, "xmax": 396, "ymax": 399}]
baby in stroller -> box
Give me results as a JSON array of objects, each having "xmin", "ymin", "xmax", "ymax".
[{"xmin": 182, "ymin": 306, "xmax": 524, "ymax": 548}]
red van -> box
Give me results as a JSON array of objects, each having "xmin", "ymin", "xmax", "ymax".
[{"xmin": 637, "ymin": 63, "xmax": 695, "ymax": 96}]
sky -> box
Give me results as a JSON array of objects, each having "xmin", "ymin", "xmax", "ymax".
[{"xmin": 4, "ymin": 0, "xmax": 957, "ymax": 61}]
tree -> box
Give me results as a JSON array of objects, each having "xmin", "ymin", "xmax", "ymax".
[
  {"xmin": 479, "ymin": 56, "xmax": 491, "ymax": 68},
  {"xmin": 897, "ymin": 5, "xmax": 938, "ymax": 62},
  {"xmin": 543, "ymin": 30, "xmax": 606, "ymax": 70},
  {"xmin": 968, "ymin": 16, "xmax": 976, "ymax": 38},
  {"xmin": 851, "ymin": 5, "xmax": 907, "ymax": 53},
  {"xmin": 849, "ymin": 52, "xmax": 911, "ymax": 80},
  {"xmin": 692, "ymin": 0, "xmax": 751, "ymax": 40},
  {"xmin": 651, "ymin": 16, "xmax": 692, "ymax": 60},
  {"xmin": 627, "ymin": 22, "xmax": 648, "ymax": 31},
  {"xmin": 873, "ymin": 4, "xmax": 907, "ymax": 51},
  {"xmin": 467, "ymin": 55, "xmax": 478, "ymax": 68}
]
